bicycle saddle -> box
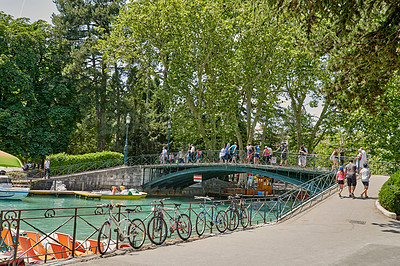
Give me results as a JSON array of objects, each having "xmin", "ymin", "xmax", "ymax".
[
  {"xmin": 126, "ymin": 206, "xmax": 141, "ymax": 213},
  {"xmin": 174, "ymin": 203, "xmax": 181, "ymax": 208}
]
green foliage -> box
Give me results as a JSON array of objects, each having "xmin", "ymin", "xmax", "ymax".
[
  {"xmin": 379, "ymin": 171, "xmax": 400, "ymax": 215},
  {"xmin": 49, "ymin": 151, "xmax": 123, "ymax": 167},
  {"xmin": 0, "ymin": 13, "xmax": 78, "ymax": 160}
]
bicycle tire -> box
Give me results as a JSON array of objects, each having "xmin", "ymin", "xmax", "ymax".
[
  {"xmin": 98, "ymin": 221, "xmax": 111, "ymax": 255},
  {"xmin": 215, "ymin": 210, "xmax": 228, "ymax": 233},
  {"xmin": 176, "ymin": 214, "xmax": 192, "ymax": 240},
  {"xmin": 240, "ymin": 207, "xmax": 249, "ymax": 228},
  {"xmin": 147, "ymin": 216, "xmax": 167, "ymax": 245},
  {"xmin": 226, "ymin": 209, "xmax": 239, "ymax": 231},
  {"xmin": 128, "ymin": 218, "xmax": 146, "ymax": 249},
  {"xmin": 195, "ymin": 212, "xmax": 206, "ymax": 236}
]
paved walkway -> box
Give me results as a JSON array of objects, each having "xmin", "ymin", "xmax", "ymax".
[{"xmin": 76, "ymin": 175, "xmax": 400, "ymax": 266}]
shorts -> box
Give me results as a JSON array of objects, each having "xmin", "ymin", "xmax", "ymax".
[
  {"xmin": 254, "ymin": 153, "xmax": 260, "ymax": 158},
  {"xmin": 281, "ymin": 153, "xmax": 287, "ymax": 160},
  {"xmin": 362, "ymin": 181, "xmax": 369, "ymax": 187},
  {"xmin": 347, "ymin": 177, "xmax": 357, "ymax": 187},
  {"xmin": 337, "ymin": 180, "xmax": 344, "ymax": 185}
]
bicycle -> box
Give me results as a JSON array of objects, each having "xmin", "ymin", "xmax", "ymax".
[
  {"xmin": 226, "ymin": 194, "xmax": 249, "ymax": 231},
  {"xmin": 97, "ymin": 203, "xmax": 145, "ymax": 255},
  {"xmin": 147, "ymin": 198, "xmax": 192, "ymax": 245},
  {"xmin": 194, "ymin": 196, "xmax": 228, "ymax": 236}
]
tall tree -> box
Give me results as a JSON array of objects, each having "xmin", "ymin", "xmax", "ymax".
[
  {"xmin": 53, "ymin": 0, "xmax": 126, "ymax": 152},
  {"xmin": 0, "ymin": 13, "xmax": 77, "ymax": 159}
]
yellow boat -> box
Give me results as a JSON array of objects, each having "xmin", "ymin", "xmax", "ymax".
[{"xmin": 74, "ymin": 189, "xmax": 147, "ymax": 200}]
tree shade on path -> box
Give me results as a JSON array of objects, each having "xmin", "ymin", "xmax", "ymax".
[{"xmin": 0, "ymin": 150, "xmax": 23, "ymax": 168}]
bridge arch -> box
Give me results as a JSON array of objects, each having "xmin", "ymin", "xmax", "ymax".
[{"xmin": 142, "ymin": 164, "xmax": 327, "ymax": 189}]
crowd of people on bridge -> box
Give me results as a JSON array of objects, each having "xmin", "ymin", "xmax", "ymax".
[{"xmin": 161, "ymin": 142, "xmax": 372, "ymax": 200}]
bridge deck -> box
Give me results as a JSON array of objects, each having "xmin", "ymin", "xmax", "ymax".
[{"xmin": 142, "ymin": 162, "xmax": 332, "ymax": 189}]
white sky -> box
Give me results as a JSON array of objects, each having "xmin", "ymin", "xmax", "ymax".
[{"xmin": 0, "ymin": 0, "xmax": 57, "ymax": 23}]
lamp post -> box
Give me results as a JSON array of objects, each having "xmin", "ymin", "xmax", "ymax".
[
  {"xmin": 123, "ymin": 114, "xmax": 131, "ymax": 165},
  {"xmin": 167, "ymin": 121, "xmax": 171, "ymax": 158}
]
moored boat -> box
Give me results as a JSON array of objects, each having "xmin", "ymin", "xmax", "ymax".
[
  {"xmin": 75, "ymin": 187, "xmax": 147, "ymax": 200},
  {"xmin": 0, "ymin": 175, "xmax": 29, "ymax": 200}
]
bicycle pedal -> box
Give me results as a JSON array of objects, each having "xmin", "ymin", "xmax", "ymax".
[{"xmin": 114, "ymin": 229, "xmax": 119, "ymax": 232}]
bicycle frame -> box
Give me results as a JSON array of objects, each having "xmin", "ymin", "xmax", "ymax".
[
  {"xmin": 104, "ymin": 205, "xmax": 131, "ymax": 238},
  {"xmin": 199, "ymin": 202, "xmax": 221, "ymax": 224}
]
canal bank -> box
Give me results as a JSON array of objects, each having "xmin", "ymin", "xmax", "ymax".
[{"xmin": 64, "ymin": 175, "xmax": 400, "ymax": 266}]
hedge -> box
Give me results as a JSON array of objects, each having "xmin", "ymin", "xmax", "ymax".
[
  {"xmin": 378, "ymin": 170, "xmax": 400, "ymax": 215},
  {"xmin": 48, "ymin": 152, "xmax": 124, "ymax": 167}
]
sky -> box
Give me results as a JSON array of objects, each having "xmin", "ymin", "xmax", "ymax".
[{"xmin": 0, "ymin": 0, "xmax": 57, "ymax": 23}]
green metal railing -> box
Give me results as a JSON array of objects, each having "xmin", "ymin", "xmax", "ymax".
[{"xmin": 21, "ymin": 151, "xmax": 398, "ymax": 179}]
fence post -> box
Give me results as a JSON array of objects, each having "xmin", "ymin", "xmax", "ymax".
[{"xmin": 72, "ymin": 208, "xmax": 78, "ymax": 257}]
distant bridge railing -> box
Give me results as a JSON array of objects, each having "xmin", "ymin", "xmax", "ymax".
[
  {"xmin": 22, "ymin": 151, "xmax": 398, "ymax": 179},
  {"xmin": 1, "ymin": 170, "xmax": 335, "ymax": 264}
]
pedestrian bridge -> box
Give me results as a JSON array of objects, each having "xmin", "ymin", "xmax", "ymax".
[{"xmin": 142, "ymin": 163, "xmax": 333, "ymax": 190}]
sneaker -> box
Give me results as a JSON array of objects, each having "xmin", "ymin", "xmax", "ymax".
[
  {"xmin": 360, "ymin": 194, "xmax": 363, "ymax": 198},
  {"xmin": 365, "ymin": 195, "xmax": 368, "ymax": 199},
  {"xmin": 351, "ymin": 193, "xmax": 355, "ymax": 199},
  {"xmin": 339, "ymin": 193, "xmax": 341, "ymax": 198}
]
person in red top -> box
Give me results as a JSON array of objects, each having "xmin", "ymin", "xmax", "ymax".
[{"xmin": 336, "ymin": 166, "xmax": 345, "ymax": 198}]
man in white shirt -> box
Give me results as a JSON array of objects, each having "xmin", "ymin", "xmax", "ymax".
[
  {"xmin": 360, "ymin": 147, "xmax": 367, "ymax": 168},
  {"xmin": 360, "ymin": 163, "xmax": 371, "ymax": 198},
  {"xmin": 44, "ymin": 158, "xmax": 50, "ymax": 179}
]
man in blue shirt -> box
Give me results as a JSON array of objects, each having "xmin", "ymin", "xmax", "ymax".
[{"xmin": 231, "ymin": 142, "xmax": 238, "ymax": 163}]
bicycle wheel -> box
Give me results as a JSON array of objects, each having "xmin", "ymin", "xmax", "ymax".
[
  {"xmin": 240, "ymin": 207, "xmax": 249, "ymax": 228},
  {"xmin": 226, "ymin": 209, "xmax": 239, "ymax": 231},
  {"xmin": 215, "ymin": 210, "xmax": 228, "ymax": 233},
  {"xmin": 195, "ymin": 212, "xmax": 206, "ymax": 236},
  {"xmin": 176, "ymin": 214, "xmax": 192, "ymax": 240},
  {"xmin": 98, "ymin": 221, "xmax": 111, "ymax": 255},
  {"xmin": 147, "ymin": 216, "xmax": 167, "ymax": 245},
  {"xmin": 127, "ymin": 218, "xmax": 146, "ymax": 249}
]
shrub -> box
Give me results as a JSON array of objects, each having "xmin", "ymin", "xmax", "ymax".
[
  {"xmin": 49, "ymin": 152, "xmax": 124, "ymax": 167},
  {"xmin": 378, "ymin": 171, "xmax": 400, "ymax": 215}
]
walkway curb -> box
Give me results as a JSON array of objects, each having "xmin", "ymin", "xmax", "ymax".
[{"xmin": 376, "ymin": 200, "xmax": 398, "ymax": 220}]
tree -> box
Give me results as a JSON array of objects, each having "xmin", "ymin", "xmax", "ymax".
[
  {"xmin": 53, "ymin": 0, "xmax": 126, "ymax": 152},
  {"xmin": 0, "ymin": 13, "xmax": 78, "ymax": 160},
  {"xmin": 269, "ymin": 1, "xmax": 400, "ymax": 111}
]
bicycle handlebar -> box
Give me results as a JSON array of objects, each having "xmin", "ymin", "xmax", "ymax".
[
  {"xmin": 97, "ymin": 203, "xmax": 125, "ymax": 208},
  {"xmin": 194, "ymin": 196, "xmax": 214, "ymax": 201},
  {"xmin": 150, "ymin": 198, "xmax": 170, "ymax": 204}
]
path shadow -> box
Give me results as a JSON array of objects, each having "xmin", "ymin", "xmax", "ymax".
[{"xmin": 372, "ymin": 220, "xmax": 400, "ymax": 234}]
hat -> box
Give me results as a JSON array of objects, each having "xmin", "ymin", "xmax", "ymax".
[
  {"xmin": 363, "ymin": 163, "xmax": 367, "ymax": 167},
  {"xmin": 339, "ymin": 166, "xmax": 343, "ymax": 170},
  {"xmin": 302, "ymin": 144, "xmax": 305, "ymax": 147}
]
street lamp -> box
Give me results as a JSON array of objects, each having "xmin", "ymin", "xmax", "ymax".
[
  {"xmin": 167, "ymin": 121, "xmax": 171, "ymax": 158},
  {"xmin": 123, "ymin": 114, "xmax": 131, "ymax": 165}
]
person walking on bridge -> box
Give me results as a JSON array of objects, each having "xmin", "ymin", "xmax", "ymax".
[
  {"xmin": 360, "ymin": 163, "xmax": 371, "ymax": 198},
  {"xmin": 231, "ymin": 142, "xmax": 238, "ymax": 163},
  {"xmin": 345, "ymin": 159, "xmax": 358, "ymax": 198},
  {"xmin": 336, "ymin": 166, "xmax": 345, "ymax": 198},
  {"xmin": 276, "ymin": 142, "xmax": 288, "ymax": 166}
]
